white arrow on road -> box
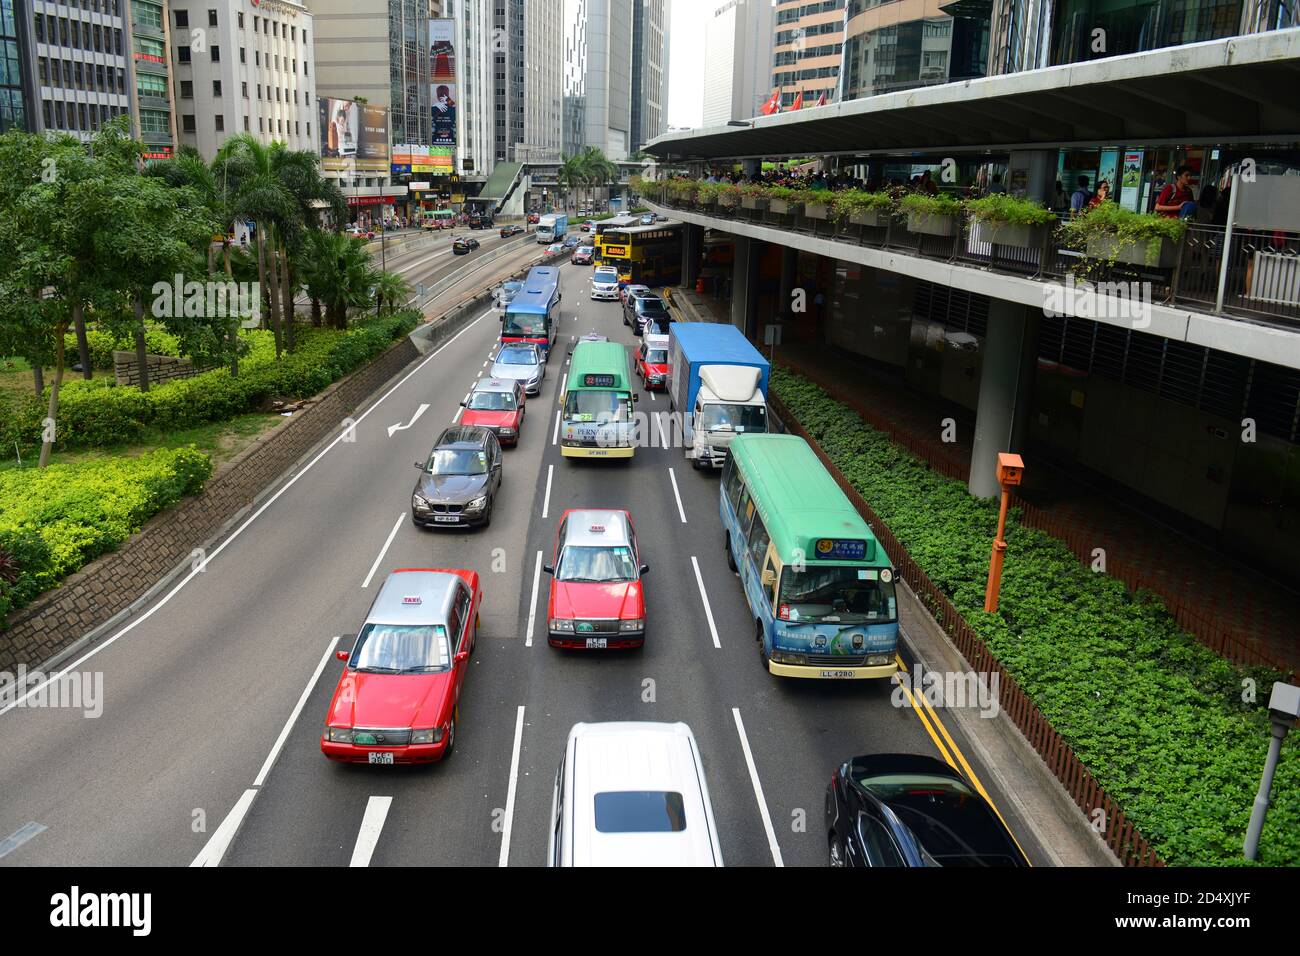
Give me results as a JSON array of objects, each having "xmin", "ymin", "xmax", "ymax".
[{"xmin": 387, "ymin": 403, "xmax": 430, "ymax": 438}]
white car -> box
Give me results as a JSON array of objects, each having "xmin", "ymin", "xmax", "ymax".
[
  {"xmin": 490, "ymin": 343, "xmax": 546, "ymax": 396},
  {"xmin": 547, "ymin": 722, "xmax": 723, "ymax": 867},
  {"xmin": 591, "ymin": 268, "xmax": 620, "ymax": 301}
]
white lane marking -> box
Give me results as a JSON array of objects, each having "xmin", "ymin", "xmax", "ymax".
[
  {"xmin": 0, "ymin": 822, "xmax": 47, "ymax": 860},
  {"xmin": 650, "ymin": 391, "xmax": 656, "ymax": 402},
  {"xmin": 191, "ymin": 634, "xmax": 341, "ymax": 867},
  {"xmin": 691, "ymin": 557, "xmax": 721, "ymax": 649},
  {"xmin": 499, "ymin": 705, "xmax": 526, "ymax": 867},
  {"xmin": 668, "ymin": 468, "xmax": 687, "ymax": 523},
  {"xmin": 362, "ymin": 514, "xmax": 405, "ymax": 588},
  {"xmin": 525, "ymin": 550, "xmax": 544, "ymax": 649},
  {"xmin": 349, "ymin": 796, "xmax": 394, "ymax": 868},
  {"xmin": 558, "ymin": 373, "xmax": 568, "ymax": 402},
  {"xmin": 551, "ymin": 409, "xmax": 561, "ymax": 446},
  {"xmin": 654, "ymin": 410, "xmax": 669, "ymax": 448},
  {"xmin": 541, "ymin": 464, "xmax": 554, "ymax": 519},
  {"xmin": 482, "ymin": 360, "xmax": 488, "ymax": 368},
  {"xmin": 387, "ymin": 403, "xmax": 430, "ymax": 437},
  {"xmin": 732, "ymin": 708, "xmax": 785, "ymax": 867},
  {"xmin": 191, "ymin": 788, "xmax": 258, "ymax": 867},
  {"xmin": 4, "ymin": 313, "xmax": 492, "ymax": 719}
]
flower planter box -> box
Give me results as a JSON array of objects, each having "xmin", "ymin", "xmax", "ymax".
[
  {"xmin": 906, "ymin": 211, "xmax": 956, "ymax": 237},
  {"xmin": 848, "ymin": 208, "xmax": 890, "ymax": 228},
  {"xmin": 696, "ymin": 194, "xmax": 717, "ymax": 207},
  {"xmin": 1086, "ymin": 234, "xmax": 1178, "ymax": 269},
  {"xmin": 741, "ymin": 196, "xmax": 768, "ymax": 211},
  {"xmin": 972, "ymin": 220, "xmax": 1049, "ymax": 249},
  {"xmin": 805, "ymin": 202, "xmax": 830, "ymax": 220},
  {"xmin": 718, "ymin": 195, "xmax": 740, "ymax": 209},
  {"xmin": 770, "ymin": 199, "xmax": 805, "ymax": 216}
]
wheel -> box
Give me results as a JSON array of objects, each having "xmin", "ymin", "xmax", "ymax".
[
  {"xmin": 757, "ymin": 622, "xmax": 770, "ymax": 671},
  {"xmin": 725, "ymin": 533, "xmax": 737, "ymax": 572},
  {"xmin": 829, "ymin": 833, "xmax": 847, "ymax": 868},
  {"xmin": 444, "ymin": 709, "xmax": 457, "ymax": 757},
  {"xmin": 482, "ymin": 504, "xmax": 493, "ymax": 528}
]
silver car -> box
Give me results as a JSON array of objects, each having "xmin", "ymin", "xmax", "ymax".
[
  {"xmin": 591, "ymin": 267, "xmax": 620, "ymax": 301},
  {"xmin": 491, "ymin": 343, "xmax": 546, "ymax": 396}
]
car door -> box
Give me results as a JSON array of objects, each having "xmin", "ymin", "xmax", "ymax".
[{"xmin": 488, "ymin": 437, "xmax": 503, "ymax": 496}]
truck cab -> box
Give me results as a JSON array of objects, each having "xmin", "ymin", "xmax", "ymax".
[{"xmin": 689, "ymin": 366, "xmax": 768, "ymax": 469}]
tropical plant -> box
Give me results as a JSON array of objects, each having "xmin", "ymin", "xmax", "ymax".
[
  {"xmin": 298, "ymin": 230, "xmax": 378, "ymax": 328},
  {"xmin": 829, "ymin": 189, "xmax": 896, "ymax": 220},
  {"xmin": 964, "ymin": 193, "xmax": 1055, "ymax": 227},
  {"xmin": 1060, "ymin": 202, "xmax": 1188, "ymax": 266},
  {"xmin": 898, "ymin": 192, "xmax": 963, "ymax": 218},
  {"xmin": 372, "ymin": 270, "xmax": 413, "ymax": 317}
]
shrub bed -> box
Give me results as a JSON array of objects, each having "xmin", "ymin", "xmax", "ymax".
[
  {"xmin": 5, "ymin": 311, "xmax": 419, "ymax": 454},
  {"xmin": 772, "ymin": 367, "xmax": 1299, "ymax": 866},
  {"xmin": 0, "ymin": 446, "xmax": 212, "ymax": 622}
]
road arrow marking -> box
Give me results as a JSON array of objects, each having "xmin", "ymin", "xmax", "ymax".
[{"xmin": 387, "ymin": 403, "xmax": 430, "ymax": 437}]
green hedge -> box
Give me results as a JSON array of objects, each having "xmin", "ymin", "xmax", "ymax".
[
  {"xmin": 772, "ymin": 367, "xmax": 1299, "ymax": 866},
  {"xmin": 63, "ymin": 328, "xmax": 183, "ymax": 370},
  {"xmin": 0, "ymin": 447, "xmax": 212, "ymax": 623},
  {"xmin": 5, "ymin": 311, "xmax": 419, "ymax": 454}
]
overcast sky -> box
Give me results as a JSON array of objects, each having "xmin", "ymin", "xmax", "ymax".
[{"xmin": 667, "ymin": 0, "xmax": 706, "ymax": 130}]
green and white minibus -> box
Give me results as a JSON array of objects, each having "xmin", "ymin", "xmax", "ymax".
[
  {"xmin": 560, "ymin": 341, "xmax": 640, "ymax": 459},
  {"xmin": 721, "ymin": 433, "xmax": 899, "ymax": 680}
]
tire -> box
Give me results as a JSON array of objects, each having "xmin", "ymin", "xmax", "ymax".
[
  {"xmin": 444, "ymin": 709, "xmax": 457, "ymax": 757},
  {"xmin": 829, "ymin": 833, "xmax": 847, "ymax": 868},
  {"xmin": 725, "ymin": 533, "xmax": 737, "ymax": 571},
  {"xmin": 757, "ymin": 622, "xmax": 770, "ymax": 672}
]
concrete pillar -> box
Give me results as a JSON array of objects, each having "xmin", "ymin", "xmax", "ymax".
[
  {"xmin": 1006, "ymin": 149, "xmax": 1059, "ymax": 204},
  {"xmin": 742, "ymin": 158, "xmax": 761, "ymax": 178},
  {"xmin": 777, "ymin": 246, "xmax": 798, "ymax": 317},
  {"xmin": 730, "ymin": 236, "xmax": 760, "ymax": 336},
  {"xmin": 681, "ymin": 223, "xmax": 703, "ymax": 289},
  {"xmin": 969, "ymin": 300, "xmax": 1035, "ymax": 498}
]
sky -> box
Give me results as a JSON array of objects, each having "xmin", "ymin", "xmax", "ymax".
[{"xmin": 666, "ymin": 0, "xmax": 707, "ymax": 130}]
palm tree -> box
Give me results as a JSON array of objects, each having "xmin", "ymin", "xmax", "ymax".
[
  {"xmin": 558, "ymin": 154, "xmax": 584, "ymax": 214},
  {"xmin": 373, "ymin": 271, "xmax": 413, "ymax": 317},
  {"xmin": 299, "ymin": 231, "xmax": 377, "ymax": 328}
]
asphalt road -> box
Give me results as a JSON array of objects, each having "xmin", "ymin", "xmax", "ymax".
[{"xmin": 0, "ymin": 250, "xmax": 1049, "ymax": 867}]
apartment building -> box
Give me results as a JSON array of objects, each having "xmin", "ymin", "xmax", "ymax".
[{"xmin": 772, "ymin": 0, "xmax": 843, "ymax": 109}]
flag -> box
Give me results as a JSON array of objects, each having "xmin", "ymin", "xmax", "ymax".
[
  {"xmin": 760, "ymin": 89, "xmax": 781, "ymax": 116},
  {"xmin": 815, "ymin": 91, "xmax": 828, "ymax": 107},
  {"xmin": 791, "ymin": 91, "xmax": 804, "ymax": 111}
]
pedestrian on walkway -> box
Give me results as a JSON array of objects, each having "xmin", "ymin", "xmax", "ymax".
[
  {"xmin": 1069, "ymin": 176, "xmax": 1092, "ymax": 216},
  {"xmin": 1154, "ymin": 165, "xmax": 1196, "ymax": 219}
]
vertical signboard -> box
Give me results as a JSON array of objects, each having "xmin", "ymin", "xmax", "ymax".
[
  {"xmin": 430, "ymin": 18, "xmax": 457, "ymax": 152},
  {"xmin": 319, "ymin": 98, "xmax": 391, "ymax": 172}
]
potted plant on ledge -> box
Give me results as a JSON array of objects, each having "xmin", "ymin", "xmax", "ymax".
[
  {"xmin": 964, "ymin": 194, "xmax": 1055, "ymax": 248},
  {"xmin": 900, "ymin": 192, "xmax": 962, "ymax": 236},
  {"xmin": 1062, "ymin": 203, "xmax": 1187, "ymax": 268},
  {"xmin": 740, "ymin": 183, "xmax": 769, "ymax": 211},
  {"xmin": 768, "ymin": 185, "xmax": 813, "ymax": 216},
  {"xmin": 830, "ymin": 189, "xmax": 896, "ymax": 228},
  {"xmin": 717, "ymin": 182, "xmax": 742, "ymax": 209}
]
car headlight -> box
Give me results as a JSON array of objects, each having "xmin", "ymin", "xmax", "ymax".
[
  {"xmin": 326, "ymin": 727, "xmax": 355, "ymax": 743},
  {"xmin": 410, "ymin": 727, "xmax": 445, "ymax": 745},
  {"xmin": 412, "ymin": 493, "xmax": 429, "ymax": 508},
  {"xmin": 550, "ymin": 618, "xmax": 574, "ymax": 631},
  {"xmin": 466, "ymin": 495, "xmax": 488, "ymax": 512},
  {"xmin": 867, "ymin": 653, "xmax": 894, "ymax": 667},
  {"xmin": 498, "ymin": 427, "xmax": 517, "ymax": 436},
  {"xmin": 771, "ymin": 650, "xmax": 807, "ymax": 665},
  {"xmin": 619, "ymin": 618, "xmax": 644, "ymax": 631}
]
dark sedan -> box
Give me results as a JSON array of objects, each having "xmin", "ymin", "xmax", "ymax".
[
  {"xmin": 631, "ymin": 296, "xmax": 671, "ymax": 336},
  {"xmin": 500, "ymin": 224, "xmax": 525, "ymax": 238},
  {"xmin": 452, "ymin": 237, "xmax": 480, "ymax": 255},
  {"xmin": 825, "ymin": 753, "xmax": 1029, "ymax": 867},
  {"xmin": 411, "ymin": 426, "xmax": 502, "ymax": 529}
]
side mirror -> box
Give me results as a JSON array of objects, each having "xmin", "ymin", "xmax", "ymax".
[
  {"xmin": 336, "ymin": 650, "xmax": 349, "ymax": 662},
  {"xmin": 543, "ymin": 564, "xmax": 555, "ymax": 575},
  {"xmin": 459, "ymin": 400, "xmax": 467, "ymax": 407},
  {"xmin": 454, "ymin": 651, "xmax": 470, "ymax": 665},
  {"xmin": 632, "ymin": 393, "xmax": 640, "ymax": 403},
  {"xmin": 640, "ymin": 564, "xmax": 650, "ymax": 576},
  {"xmin": 761, "ymin": 569, "xmax": 776, "ymax": 588}
]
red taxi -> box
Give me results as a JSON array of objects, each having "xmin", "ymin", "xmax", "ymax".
[
  {"xmin": 545, "ymin": 510, "xmax": 648, "ymax": 650},
  {"xmin": 459, "ymin": 378, "xmax": 525, "ymax": 446},
  {"xmin": 636, "ymin": 334, "xmax": 670, "ymax": 391},
  {"xmin": 321, "ymin": 568, "xmax": 480, "ymax": 764}
]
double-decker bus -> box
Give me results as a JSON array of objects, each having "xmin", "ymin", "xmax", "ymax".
[
  {"xmin": 501, "ymin": 266, "xmax": 562, "ymax": 356},
  {"xmin": 595, "ymin": 221, "xmax": 683, "ymax": 286},
  {"xmin": 592, "ymin": 215, "xmax": 640, "ymax": 265},
  {"xmin": 721, "ymin": 434, "xmax": 900, "ymax": 681},
  {"xmin": 559, "ymin": 341, "xmax": 640, "ymax": 459}
]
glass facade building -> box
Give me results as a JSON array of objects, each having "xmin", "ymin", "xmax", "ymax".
[{"xmin": 0, "ymin": 0, "xmax": 28, "ymax": 132}]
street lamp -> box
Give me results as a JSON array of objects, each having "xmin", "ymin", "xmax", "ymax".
[
  {"xmin": 983, "ymin": 452, "xmax": 1024, "ymax": 614},
  {"xmin": 1244, "ymin": 681, "xmax": 1300, "ymax": 860}
]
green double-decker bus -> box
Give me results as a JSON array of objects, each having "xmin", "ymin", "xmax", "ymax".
[
  {"xmin": 721, "ymin": 433, "xmax": 899, "ymax": 680},
  {"xmin": 560, "ymin": 341, "xmax": 640, "ymax": 459}
]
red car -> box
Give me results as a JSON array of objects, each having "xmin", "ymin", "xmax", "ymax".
[
  {"xmin": 545, "ymin": 510, "xmax": 648, "ymax": 649},
  {"xmin": 636, "ymin": 334, "xmax": 670, "ymax": 391},
  {"xmin": 459, "ymin": 378, "xmax": 525, "ymax": 446},
  {"xmin": 527, "ymin": 213, "xmax": 540, "ymax": 224},
  {"xmin": 321, "ymin": 568, "xmax": 481, "ymax": 764}
]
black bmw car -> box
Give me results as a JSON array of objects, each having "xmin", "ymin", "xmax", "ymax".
[{"xmin": 825, "ymin": 753, "xmax": 1029, "ymax": 867}]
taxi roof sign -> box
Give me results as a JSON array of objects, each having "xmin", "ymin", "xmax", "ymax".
[
  {"xmin": 589, "ymin": 525, "xmax": 606, "ymax": 533},
  {"xmin": 402, "ymin": 595, "xmax": 423, "ymax": 605}
]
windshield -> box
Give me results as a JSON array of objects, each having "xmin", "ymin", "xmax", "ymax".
[
  {"xmin": 503, "ymin": 311, "xmax": 548, "ymax": 336},
  {"xmin": 428, "ymin": 448, "xmax": 489, "ymax": 476},
  {"xmin": 352, "ymin": 623, "xmax": 450, "ymax": 674},
  {"xmin": 697, "ymin": 403, "xmax": 767, "ymax": 433},
  {"xmin": 564, "ymin": 389, "xmax": 631, "ymax": 423},
  {"xmin": 594, "ymin": 270, "xmax": 618, "ymax": 283},
  {"xmin": 644, "ymin": 349, "xmax": 668, "ymax": 364},
  {"xmin": 467, "ymin": 390, "xmax": 517, "ymax": 411},
  {"xmin": 637, "ymin": 301, "xmax": 668, "ymax": 316},
  {"xmin": 778, "ymin": 566, "xmax": 897, "ymax": 624},
  {"xmin": 496, "ymin": 347, "xmax": 540, "ymax": 366},
  {"xmin": 557, "ymin": 545, "xmax": 639, "ymax": 582}
]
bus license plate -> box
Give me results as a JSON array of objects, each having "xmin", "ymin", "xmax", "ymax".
[
  {"xmin": 368, "ymin": 753, "xmax": 395, "ymax": 765},
  {"xmin": 820, "ymin": 669, "xmax": 856, "ymax": 679},
  {"xmin": 587, "ymin": 449, "xmax": 609, "ymax": 457},
  {"xmin": 585, "ymin": 638, "xmax": 608, "ymax": 649}
]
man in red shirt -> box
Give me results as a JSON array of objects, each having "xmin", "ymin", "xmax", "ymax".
[{"xmin": 1154, "ymin": 165, "xmax": 1195, "ymax": 218}]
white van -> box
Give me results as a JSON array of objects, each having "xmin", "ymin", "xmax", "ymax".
[{"xmin": 547, "ymin": 722, "xmax": 724, "ymax": 867}]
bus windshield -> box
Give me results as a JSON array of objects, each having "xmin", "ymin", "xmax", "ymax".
[
  {"xmin": 778, "ymin": 567, "xmax": 897, "ymax": 624},
  {"xmin": 503, "ymin": 311, "xmax": 548, "ymax": 336},
  {"xmin": 698, "ymin": 403, "xmax": 767, "ymax": 433},
  {"xmin": 564, "ymin": 390, "xmax": 630, "ymax": 423}
]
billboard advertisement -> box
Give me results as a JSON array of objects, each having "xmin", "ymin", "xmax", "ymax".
[
  {"xmin": 429, "ymin": 18, "xmax": 457, "ymax": 152},
  {"xmin": 319, "ymin": 98, "xmax": 390, "ymax": 172},
  {"xmin": 392, "ymin": 145, "xmax": 454, "ymax": 177}
]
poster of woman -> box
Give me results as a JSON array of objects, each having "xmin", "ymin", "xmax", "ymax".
[{"xmin": 432, "ymin": 84, "xmax": 456, "ymax": 146}]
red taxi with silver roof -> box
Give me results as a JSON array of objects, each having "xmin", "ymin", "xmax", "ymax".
[{"xmin": 545, "ymin": 510, "xmax": 648, "ymax": 649}]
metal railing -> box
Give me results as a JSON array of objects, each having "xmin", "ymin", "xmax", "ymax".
[{"xmin": 649, "ymin": 187, "xmax": 1300, "ymax": 331}]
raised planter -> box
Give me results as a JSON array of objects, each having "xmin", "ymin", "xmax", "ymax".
[
  {"xmin": 972, "ymin": 220, "xmax": 1049, "ymax": 249},
  {"xmin": 805, "ymin": 202, "xmax": 830, "ymax": 220},
  {"xmin": 1086, "ymin": 234, "xmax": 1179, "ymax": 269},
  {"xmin": 907, "ymin": 211, "xmax": 956, "ymax": 237},
  {"xmin": 848, "ymin": 208, "xmax": 890, "ymax": 228},
  {"xmin": 770, "ymin": 198, "xmax": 805, "ymax": 216},
  {"xmin": 718, "ymin": 194, "xmax": 740, "ymax": 210},
  {"xmin": 741, "ymin": 195, "xmax": 768, "ymax": 211}
]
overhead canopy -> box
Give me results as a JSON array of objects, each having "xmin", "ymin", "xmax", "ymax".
[{"xmin": 646, "ymin": 29, "xmax": 1300, "ymax": 161}]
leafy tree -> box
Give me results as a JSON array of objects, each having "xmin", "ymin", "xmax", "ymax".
[
  {"xmin": 299, "ymin": 230, "xmax": 377, "ymax": 328},
  {"xmin": 373, "ymin": 271, "xmax": 413, "ymax": 317}
]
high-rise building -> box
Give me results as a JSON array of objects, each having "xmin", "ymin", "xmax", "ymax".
[
  {"xmin": 128, "ymin": 0, "xmax": 177, "ymax": 161},
  {"xmin": 563, "ymin": 0, "xmax": 633, "ymax": 160},
  {"xmin": 168, "ymin": 0, "xmax": 315, "ymax": 159},
  {"xmin": 771, "ymin": 0, "xmax": 843, "ymax": 110},
  {"xmin": 630, "ymin": 0, "xmax": 669, "ymax": 153},
  {"xmin": 1, "ymin": 0, "xmax": 32, "ymax": 132},
  {"xmin": 494, "ymin": 0, "xmax": 562, "ymax": 165},
  {"xmin": 701, "ymin": 0, "xmax": 775, "ymax": 126},
  {"xmin": 455, "ymin": 0, "xmax": 493, "ymax": 180}
]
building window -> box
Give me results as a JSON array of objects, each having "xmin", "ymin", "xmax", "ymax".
[
  {"xmin": 208, "ymin": 9, "xmax": 218, "ymax": 28},
  {"xmin": 177, "ymin": 45, "xmax": 191, "ymax": 63},
  {"xmin": 180, "ymin": 80, "xmax": 193, "ymax": 98},
  {"xmin": 182, "ymin": 114, "xmax": 196, "ymax": 132},
  {"xmin": 213, "ymin": 80, "xmax": 222, "ymax": 96},
  {"xmin": 215, "ymin": 114, "xmax": 224, "ymax": 131},
  {"xmin": 240, "ymin": 47, "xmax": 245, "ymax": 63},
  {"xmin": 211, "ymin": 45, "xmax": 220, "ymax": 62},
  {"xmin": 238, "ymin": 12, "xmax": 244, "ymax": 29},
  {"xmin": 175, "ymin": 10, "xmax": 189, "ymax": 28},
  {"xmin": 242, "ymin": 81, "xmax": 248, "ymax": 98}
]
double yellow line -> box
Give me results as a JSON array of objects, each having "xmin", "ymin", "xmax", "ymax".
[{"xmin": 892, "ymin": 654, "xmax": 1031, "ymax": 865}]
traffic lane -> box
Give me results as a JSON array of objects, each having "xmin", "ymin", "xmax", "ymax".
[
  {"xmin": 221, "ymin": 280, "xmax": 569, "ymax": 866},
  {"xmin": 0, "ymin": 309, "xmax": 502, "ymax": 865},
  {"xmin": 391, "ymin": 232, "xmax": 520, "ymax": 288}
]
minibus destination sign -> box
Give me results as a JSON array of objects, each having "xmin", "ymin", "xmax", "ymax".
[
  {"xmin": 814, "ymin": 538, "xmax": 868, "ymax": 561},
  {"xmin": 583, "ymin": 374, "xmax": 617, "ymax": 387}
]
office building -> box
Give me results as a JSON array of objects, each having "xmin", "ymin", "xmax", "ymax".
[
  {"xmin": 563, "ymin": 0, "xmax": 633, "ymax": 160},
  {"xmin": 701, "ymin": 0, "xmax": 775, "ymax": 126},
  {"xmin": 494, "ymin": 0, "xmax": 563, "ymax": 165},
  {"xmin": 630, "ymin": 0, "xmax": 669, "ymax": 152},
  {"xmin": 772, "ymin": 0, "xmax": 843, "ymax": 110}
]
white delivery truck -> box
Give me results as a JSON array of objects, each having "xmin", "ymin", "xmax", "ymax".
[{"xmin": 667, "ymin": 323, "xmax": 771, "ymax": 469}]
